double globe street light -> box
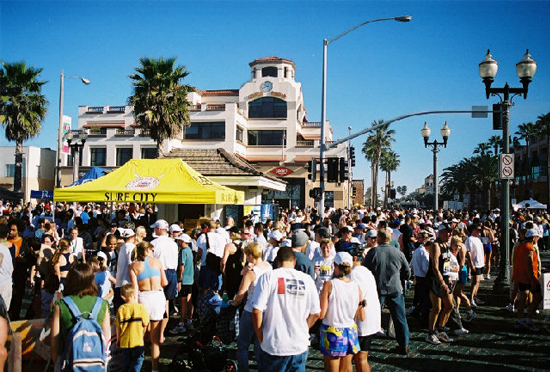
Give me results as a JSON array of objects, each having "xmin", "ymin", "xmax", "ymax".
[
  {"xmin": 56, "ymin": 71, "xmax": 91, "ymax": 188},
  {"xmin": 420, "ymin": 122, "xmax": 451, "ymax": 212},
  {"xmin": 64, "ymin": 130, "xmax": 89, "ymax": 183},
  {"xmin": 478, "ymin": 49, "xmax": 537, "ymax": 287},
  {"xmin": 318, "ymin": 15, "xmax": 412, "ymax": 218}
]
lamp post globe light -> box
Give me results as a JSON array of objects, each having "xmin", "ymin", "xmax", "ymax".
[
  {"xmin": 64, "ymin": 130, "xmax": 88, "ymax": 183},
  {"xmin": 478, "ymin": 49, "xmax": 537, "ymax": 288},
  {"xmin": 319, "ymin": 15, "xmax": 412, "ymax": 218},
  {"xmin": 420, "ymin": 122, "xmax": 451, "ymax": 212},
  {"xmin": 57, "ymin": 71, "xmax": 91, "ymax": 188}
]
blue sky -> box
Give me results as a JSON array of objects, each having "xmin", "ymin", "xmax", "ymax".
[{"xmin": 1, "ymin": 0, "xmax": 550, "ymax": 195}]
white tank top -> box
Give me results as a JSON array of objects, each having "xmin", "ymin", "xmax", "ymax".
[
  {"xmin": 244, "ymin": 263, "xmax": 272, "ymax": 313},
  {"xmin": 322, "ymin": 278, "xmax": 359, "ymax": 328}
]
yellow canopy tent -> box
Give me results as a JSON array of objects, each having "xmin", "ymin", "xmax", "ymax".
[{"xmin": 54, "ymin": 158, "xmax": 244, "ymax": 204}]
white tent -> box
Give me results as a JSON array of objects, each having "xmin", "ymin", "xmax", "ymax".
[{"xmin": 514, "ymin": 198, "xmax": 547, "ymax": 210}]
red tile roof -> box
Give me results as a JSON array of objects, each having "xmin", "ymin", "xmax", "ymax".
[{"xmin": 249, "ymin": 56, "xmax": 296, "ymax": 69}]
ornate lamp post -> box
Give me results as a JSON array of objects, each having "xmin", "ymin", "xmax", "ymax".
[
  {"xmin": 421, "ymin": 122, "xmax": 451, "ymax": 212},
  {"xmin": 64, "ymin": 130, "xmax": 88, "ymax": 183},
  {"xmin": 56, "ymin": 71, "xmax": 90, "ymax": 188},
  {"xmin": 479, "ymin": 49, "xmax": 537, "ymax": 286}
]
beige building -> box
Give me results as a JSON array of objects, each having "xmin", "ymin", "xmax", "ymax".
[{"xmin": 70, "ymin": 56, "xmax": 350, "ymax": 212}]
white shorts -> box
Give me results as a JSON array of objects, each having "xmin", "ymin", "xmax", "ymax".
[{"xmin": 138, "ymin": 289, "xmax": 166, "ymax": 321}]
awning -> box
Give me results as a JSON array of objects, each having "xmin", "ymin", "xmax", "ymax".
[{"xmin": 54, "ymin": 158, "xmax": 244, "ymax": 204}]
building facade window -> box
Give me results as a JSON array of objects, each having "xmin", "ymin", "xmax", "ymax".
[
  {"xmin": 184, "ymin": 122, "xmax": 225, "ymax": 140},
  {"xmin": 5, "ymin": 164, "xmax": 14, "ymax": 178},
  {"xmin": 141, "ymin": 147, "xmax": 158, "ymax": 159},
  {"xmin": 248, "ymin": 130, "xmax": 285, "ymax": 146},
  {"xmin": 236, "ymin": 127, "xmax": 244, "ymax": 143},
  {"xmin": 117, "ymin": 148, "xmax": 133, "ymax": 166},
  {"xmin": 249, "ymin": 97, "xmax": 287, "ymax": 119},
  {"xmin": 90, "ymin": 148, "xmax": 107, "ymax": 166},
  {"xmin": 262, "ymin": 66, "xmax": 277, "ymax": 77}
]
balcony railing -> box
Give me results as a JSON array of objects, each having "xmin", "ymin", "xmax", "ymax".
[
  {"xmin": 86, "ymin": 106, "xmax": 104, "ymax": 114},
  {"xmin": 206, "ymin": 104, "xmax": 226, "ymax": 111},
  {"xmin": 302, "ymin": 121, "xmax": 322, "ymax": 127},
  {"xmin": 87, "ymin": 128, "xmax": 107, "ymax": 137},
  {"xmin": 115, "ymin": 128, "xmax": 135, "ymax": 137},
  {"xmin": 107, "ymin": 106, "xmax": 126, "ymax": 113},
  {"xmin": 296, "ymin": 140, "xmax": 315, "ymax": 148}
]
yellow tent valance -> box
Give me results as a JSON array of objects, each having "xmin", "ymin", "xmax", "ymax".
[{"xmin": 54, "ymin": 158, "xmax": 244, "ymax": 205}]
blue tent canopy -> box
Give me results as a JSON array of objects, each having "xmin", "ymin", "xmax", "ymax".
[{"xmin": 69, "ymin": 167, "xmax": 110, "ymax": 187}]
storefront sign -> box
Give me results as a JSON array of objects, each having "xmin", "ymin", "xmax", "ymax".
[{"xmin": 271, "ymin": 166, "xmax": 293, "ymax": 177}]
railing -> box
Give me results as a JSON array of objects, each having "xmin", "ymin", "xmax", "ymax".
[
  {"xmin": 115, "ymin": 128, "xmax": 135, "ymax": 137},
  {"xmin": 87, "ymin": 128, "xmax": 107, "ymax": 137},
  {"xmin": 86, "ymin": 106, "xmax": 104, "ymax": 114},
  {"xmin": 206, "ymin": 104, "xmax": 226, "ymax": 111},
  {"xmin": 107, "ymin": 106, "xmax": 126, "ymax": 113},
  {"xmin": 302, "ymin": 121, "xmax": 322, "ymax": 127},
  {"xmin": 296, "ymin": 140, "xmax": 315, "ymax": 148}
]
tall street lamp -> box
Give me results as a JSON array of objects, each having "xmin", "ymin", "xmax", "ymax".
[
  {"xmin": 421, "ymin": 122, "xmax": 451, "ymax": 211},
  {"xmin": 56, "ymin": 71, "xmax": 91, "ymax": 188},
  {"xmin": 65, "ymin": 130, "xmax": 88, "ymax": 183},
  {"xmin": 479, "ymin": 49, "xmax": 537, "ymax": 287},
  {"xmin": 319, "ymin": 15, "xmax": 412, "ymax": 218}
]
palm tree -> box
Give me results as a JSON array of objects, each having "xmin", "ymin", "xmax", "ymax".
[
  {"xmin": 487, "ymin": 135, "xmax": 502, "ymax": 156},
  {"xmin": 0, "ymin": 61, "xmax": 48, "ymax": 193},
  {"xmin": 362, "ymin": 120, "xmax": 395, "ymax": 208},
  {"xmin": 473, "ymin": 142, "xmax": 491, "ymax": 156},
  {"xmin": 380, "ymin": 149, "xmax": 400, "ymax": 208},
  {"xmin": 515, "ymin": 122, "xmax": 539, "ymax": 186},
  {"xmin": 535, "ymin": 112, "xmax": 550, "ymax": 203},
  {"xmin": 128, "ymin": 57, "xmax": 193, "ymax": 154}
]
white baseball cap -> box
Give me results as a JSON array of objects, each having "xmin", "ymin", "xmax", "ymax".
[
  {"xmin": 176, "ymin": 233, "xmax": 192, "ymax": 243},
  {"xmin": 151, "ymin": 219, "xmax": 169, "ymax": 230},
  {"xmin": 169, "ymin": 223, "xmax": 183, "ymax": 232}
]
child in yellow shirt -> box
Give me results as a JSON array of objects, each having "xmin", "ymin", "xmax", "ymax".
[{"xmin": 115, "ymin": 283, "xmax": 149, "ymax": 372}]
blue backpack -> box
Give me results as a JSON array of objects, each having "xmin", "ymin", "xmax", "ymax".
[{"xmin": 60, "ymin": 296, "xmax": 106, "ymax": 372}]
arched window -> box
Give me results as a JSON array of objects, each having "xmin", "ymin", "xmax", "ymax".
[
  {"xmin": 262, "ymin": 67, "xmax": 278, "ymax": 77},
  {"xmin": 249, "ymin": 97, "xmax": 287, "ymax": 118}
]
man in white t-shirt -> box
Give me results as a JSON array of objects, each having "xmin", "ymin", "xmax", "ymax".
[
  {"xmin": 151, "ymin": 219, "xmax": 179, "ymax": 340},
  {"xmin": 465, "ymin": 223, "xmax": 485, "ymax": 307},
  {"xmin": 252, "ymin": 247, "xmax": 320, "ymax": 372},
  {"xmin": 114, "ymin": 228, "xmax": 136, "ymax": 310},
  {"xmin": 196, "ymin": 220, "xmax": 227, "ymax": 291}
]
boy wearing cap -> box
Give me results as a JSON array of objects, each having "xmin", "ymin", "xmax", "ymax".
[
  {"xmin": 170, "ymin": 234, "xmax": 195, "ymax": 334},
  {"xmin": 114, "ymin": 228, "xmax": 137, "ymax": 311}
]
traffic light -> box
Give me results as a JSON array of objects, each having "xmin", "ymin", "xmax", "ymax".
[
  {"xmin": 493, "ymin": 103, "xmax": 503, "ymax": 130},
  {"xmin": 309, "ymin": 188, "xmax": 321, "ymax": 200},
  {"xmin": 307, "ymin": 158, "xmax": 317, "ymax": 181},
  {"xmin": 349, "ymin": 146, "xmax": 356, "ymax": 167},
  {"xmin": 339, "ymin": 157, "xmax": 349, "ymax": 182},
  {"xmin": 390, "ymin": 188, "xmax": 397, "ymax": 199},
  {"xmin": 327, "ymin": 157, "xmax": 339, "ymax": 183}
]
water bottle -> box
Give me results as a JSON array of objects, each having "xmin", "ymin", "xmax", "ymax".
[{"xmin": 221, "ymin": 293, "xmax": 229, "ymax": 309}]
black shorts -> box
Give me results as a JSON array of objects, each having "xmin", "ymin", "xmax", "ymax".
[
  {"xmin": 474, "ymin": 267, "xmax": 484, "ymax": 276},
  {"xmin": 429, "ymin": 276, "xmax": 451, "ymax": 298},
  {"xmin": 179, "ymin": 284, "xmax": 193, "ymax": 297},
  {"xmin": 518, "ymin": 281, "xmax": 542, "ymax": 294},
  {"xmin": 358, "ymin": 335, "xmax": 374, "ymax": 352}
]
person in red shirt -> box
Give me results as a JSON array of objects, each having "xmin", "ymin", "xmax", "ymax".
[{"xmin": 512, "ymin": 229, "xmax": 542, "ymax": 331}]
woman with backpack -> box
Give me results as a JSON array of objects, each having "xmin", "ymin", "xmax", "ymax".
[{"xmin": 50, "ymin": 262, "xmax": 111, "ymax": 372}]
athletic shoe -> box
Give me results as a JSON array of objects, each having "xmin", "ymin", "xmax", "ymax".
[
  {"xmin": 169, "ymin": 323, "xmax": 186, "ymax": 335},
  {"xmin": 406, "ymin": 306, "xmax": 416, "ymax": 316},
  {"xmin": 464, "ymin": 310, "xmax": 477, "ymax": 322},
  {"xmin": 505, "ymin": 303, "xmax": 515, "ymax": 312},
  {"xmin": 440, "ymin": 326, "xmax": 450, "ymax": 332},
  {"xmin": 186, "ymin": 319, "xmax": 195, "ymax": 331},
  {"xmin": 474, "ymin": 297, "xmax": 485, "ymax": 305},
  {"xmin": 486, "ymin": 274, "xmax": 491, "ymax": 280},
  {"xmin": 470, "ymin": 300, "xmax": 477, "ymax": 308},
  {"xmin": 454, "ymin": 327, "xmax": 469, "ymax": 335},
  {"xmin": 426, "ymin": 333, "xmax": 441, "ymax": 345},
  {"xmin": 436, "ymin": 331, "xmax": 454, "ymax": 343}
]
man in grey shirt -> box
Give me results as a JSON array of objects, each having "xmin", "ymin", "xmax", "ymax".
[{"xmin": 363, "ymin": 228, "xmax": 411, "ymax": 355}]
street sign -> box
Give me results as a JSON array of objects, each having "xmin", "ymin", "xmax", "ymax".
[{"xmin": 499, "ymin": 154, "xmax": 514, "ymax": 179}]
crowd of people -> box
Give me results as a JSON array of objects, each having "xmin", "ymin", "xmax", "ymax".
[{"xmin": 0, "ymin": 200, "xmax": 547, "ymax": 372}]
